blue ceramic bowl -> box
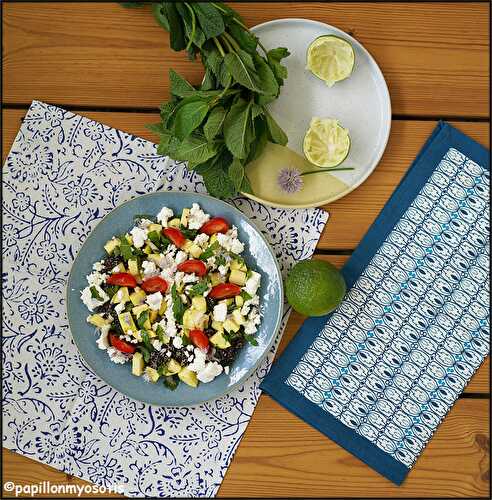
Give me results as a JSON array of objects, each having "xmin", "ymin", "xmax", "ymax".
[{"xmin": 66, "ymin": 192, "xmax": 283, "ymax": 406}]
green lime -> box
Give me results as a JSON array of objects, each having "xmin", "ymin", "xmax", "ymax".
[
  {"xmin": 285, "ymin": 260, "xmax": 346, "ymax": 316},
  {"xmin": 306, "ymin": 35, "xmax": 355, "ymax": 87},
  {"xmin": 303, "ymin": 117, "xmax": 350, "ymax": 168}
]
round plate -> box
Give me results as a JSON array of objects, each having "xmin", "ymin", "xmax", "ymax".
[
  {"xmin": 243, "ymin": 18, "xmax": 391, "ymax": 208},
  {"xmin": 66, "ymin": 192, "xmax": 283, "ymax": 406}
]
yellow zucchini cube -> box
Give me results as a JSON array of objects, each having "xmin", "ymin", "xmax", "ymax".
[{"xmin": 118, "ymin": 312, "xmax": 136, "ymax": 334}]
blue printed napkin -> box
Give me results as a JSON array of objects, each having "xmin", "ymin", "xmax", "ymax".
[
  {"xmin": 2, "ymin": 101, "xmax": 328, "ymax": 497},
  {"xmin": 261, "ymin": 122, "xmax": 490, "ymax": 485}
]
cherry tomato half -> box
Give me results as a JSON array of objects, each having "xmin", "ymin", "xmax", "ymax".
[
  {"xmin": 141, "ymin": 276, "xmax": 168, "ymax": 293},
  {"xmin": 106, "ymin": 272, "xmax": 137, "ymax": 287},
  {"xmin": 189, "ymin": 329, "xmax": 209, "ymax": 351},
  {"xmin": 209, "ymin": 283, "xmax": 242, "ymax": 299},
  {"xmin": 162, "ymin": 227, "xmax": 186, "ymax": 248},
  {"xmin": 109, "ymin": 332, "xmax": 136, "ymax": 354},
  {"xmin": 199, "ymin": 217, "xmax": 230, "ymax": 235},
  {"xmin": 177, "ymin": 259, "xmax": 207, "ymax": 277}
]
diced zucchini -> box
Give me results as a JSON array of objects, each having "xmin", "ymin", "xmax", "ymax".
[
  {"xmin": 192, "ymin": 296, "xmax": 207, "ymax": 313},
  {"xmin": 114, "ymin": 263, "xmax": 126, "ymax": 273},
  {"xmin": 118, "ymin": 312, "xmax": 137, "ymax": 334},
  {"xmin": 232, "ymin": 309, "xmax": 245, "ymax": 325},
  {"xmin": 132, "ymin": 304, "xmax": 151, "ymax": 329},
  {"xmin": 210, "ymin": 272, "xmax": 223, "ymax": 286},
  {"xmin": 149, "ymin": 309, "xmax": 158, "ymax": 322},
  {"xmin": 210, "ymin": 331, "xmax": 231, "ymax": 349},
  {"xmin": 111, "ymin": 287, "xmax": 130, "ymax": 304},
  {"xmin": 145, "ymin": 366, "xmax": 160, "ymax": 383},
  {"xmin": 189, "ymin": 243, "xmax": 203, "ymax": 259},
  {"xmin": 182, "ymin": 308, "xmax": 207, "ymax": 329},
  {"xmin": 235, "ymin": 295, "xmax": 244, "ymax": 307},
  {"xmin": 104, "ymin": 237, "xmax": 120, "ymax": 255},
  {"xmin": 132, "ymin": 352, "xmax": 145, "ymax": 376},
  {"xmin": 230, "ymin": 260, "xmax": 241, "ymax": 271},
  {"xmin": 225, "ymin": 298, "xmax": 233, "ymax": 306},
  {"xmin": 148, "ymin": 223, "xmax": 163, "ymax": 233},
  {"xmin": 147, "ymin": 328, "xmax": 156, "ymax": 338},
  {"xmin": 168, "ymin": 218, "xmax": 181, "ymax": 228},
  {"xmin": 180, "ymin": 208, "xmax": 190, "ymax": 228},
  {"xmin": 164, "ymin": 359, "xmax": 182, "ymax": 376},
  {"xmin": 210, "ymin": 234, "xmax": 218, "ymax": 244},
  {"xmin": 130, "ymin": 288, "xmax": 147, "ymax": 306},
  {"xmin": 143, "ymin": 244, "xmax": 152, "ymax": 255},
  {"xmin": 147, "ymin": 254, "xmax": 162, "ymax": 265},
  {"xmin": 125, "ymin": 234, "xmax": 134, "ymax": 246},
  {"xmin": 128, "ymin": 258, "xmax": 140, "ymax": 277},
  {"xmin": 229, "ymin": 269, "xmax": 247, "ymax": 286},
  {"xmin": 87, "ymin": 314, "xmax": 112, "ymax": 327},
  {"xmin": 182, "ymin": 240, "xmax": 194, "ymax": 253},
  {"xmin": 211, "ymin": 320, "xmax": 224, "ymax": 331},
  {"xmin": 223, "ymin": 318, "xmax": 240, "ymax": 333},
  {"xmin": 178, "ymin": 367, "xmax": 198, "ymax": 387},
  {"xmin": 159, "ymin": 300, "xmax": 167, "ymax": 316}
]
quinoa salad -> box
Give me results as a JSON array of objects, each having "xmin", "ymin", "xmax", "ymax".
[{"xmin": 81, "ymin": 203, "xmax": 262, "ymax": 390}]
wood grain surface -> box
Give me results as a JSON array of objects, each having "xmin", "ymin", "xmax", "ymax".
[
  {"xmin": 2, "ymin": 1, "xmax": 489, "ymax": 497},
  {"xmin": 3, "ymin": 2, "xmax": 490, "ymax": 116}
]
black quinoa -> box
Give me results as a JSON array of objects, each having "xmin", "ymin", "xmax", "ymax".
[
  {"xmin": 95, "ymin": 301, "xmax": 114, "ymax": 318},
  {"xmin": 102, "ymin": 255, "xmax": 123, "ymax": 273},
  {"xmin": 212, "ymin": 335, "xmax": 245, "ymax": 366},
  {"xmin": 148, "ymin": 349, "xmax": 170, "ymax": 370}
]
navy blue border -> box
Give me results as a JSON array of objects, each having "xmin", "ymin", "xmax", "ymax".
[{"xmin": 260, "ymin": 122, "xmax": 490, "ymax": 485}]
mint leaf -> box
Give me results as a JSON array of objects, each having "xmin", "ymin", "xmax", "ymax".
[
  {"xmin": 240, "ymin": 175, "xmax": 253, "ymax": 194},
  {"xmin": 228, "ymin": 158, "xmax": 244, "ymax": 192},
  {"xmin": 192, "ymin": 3, "xmax": 225, "ymax": 39},
  {"xmin": 267, "ymin": 47, "xmax": 290, "ymax": 85},
  {"xmin": 188, "ymin": 279, "xmax": 209, "ymax": 297},
  {"xmin": 172, "ymin": 135, "xmax": 217, "ymax": 164},
  {"xmin": 199, "ymin": 241, "xmax": 220, "ymax": 260},
  {"xmin": 201, "ymin": 68, "xmax": 215, "ymax": 90},
  {"xmin": 163, "ymin": 3, "xmax": 185, "ymax": 51},
  {"xmin": 90, "ymin": 286, "xmax": 103, "ymax": 301},
  {"xmin": 169, "ymin": 69, "xmax": 195, "ymax": 97},
  {"xmin": 118, "ymin": 236, "xmax": 134, "ymax": 261},
  {"xmin": 254, "ymin": 54, "xmax": 279, "ymax": 103},
  {"xmin": 246, "ymin": 117, "xmax": 268, "ymax": 163},
  {"xmin": 203, "ymin": 106, "xmax": 226, "ymax": 141},
  {"xmin": 171, "ymin": 284, "xmax": 186, "ymax": 324},
  {"xmin": 228, "ymin": 23, "xmax": 258, "ymax": 54},
  {"xmin": 202, "ymin": 165, "xmax": 236, "ymax": 199},
  {"xmin": 245, "ymin": 334, "xmax": 259, "ymax": 346},
  {"xmin": 224, "ymin": 51, "xmax": 262, "ymax": 93},
  {"xmin": 265, "ymin": 110, "xmax": 288, "ymax": 146},
  {"xmin": 138, "ymin": 345, "xmax": 151, "ymax": 363},
  {"xmin": 174, "ymin": 100, "xmax": 209, "ymax": 139},
  {"xmin": 152, "ymin": 2, "xmax": 170, "ymax": 30},
  {"xmin": 224, "ymin": 99, "xmax": 252, "ymax": 159},
  {"xmin": 137, "ymin": 310, "xmax": 150, "ymax": 330},
  {"xmin": 163, "ymin": 375, "xmax": 179, "ymax": 390}
]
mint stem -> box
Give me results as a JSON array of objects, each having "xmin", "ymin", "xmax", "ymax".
[
  {"xmin": 183, "ymin": 3, "xmax": 196, "ymax": 51},
  {"xmin": 212, "ymin": 36, "xmax": 225, "ymax": 57},
  {"xmin": 301, "ymin": 167, "xmax": 354, "ymax": 176}
]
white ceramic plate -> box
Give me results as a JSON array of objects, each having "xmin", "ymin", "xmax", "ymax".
[{"xmin": 243, "ymin": 18, "xmax": 391, "ymax": 208}]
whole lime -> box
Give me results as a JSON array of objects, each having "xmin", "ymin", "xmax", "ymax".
[{"xmin": 285, "ymin": 260, "xmax": 346, "ymax": 316}]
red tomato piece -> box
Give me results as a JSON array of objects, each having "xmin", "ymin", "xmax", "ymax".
[
  {"xmin": 189, "ymin": 329, "xmax": 209, "ymax": 351},
  {"xmin": 141, "ymin": 276, "xmax": 168, "ymax": 293},
  {"xmin": 106, "ymin": 272, "xmax": 137, "ymax": 287},
  {"xmin": 162, "ymin": 227, "xmax": 186, "ymax": 248},
  {"xmin": 109, "ymin": 332, "xmax": 136, "ymax": 354},
  {"xmin": 177, "ymin": 259, "xmax": 207, "ymax": 277},
  {"xmin": 199, "ymin": 217, "xmax": 230, "ymax": 235},
  {"xmin": 209, "ymin": 283, "xmax": 242, "ymax": 299}
]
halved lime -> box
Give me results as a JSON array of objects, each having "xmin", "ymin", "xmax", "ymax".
[
  {"xmin": 306, "ymin": 35, "xmax": 355, "ymax": 87},
  {"xmin": 303, "ymin": 117, "xmax": 350, "ymax": 168}
]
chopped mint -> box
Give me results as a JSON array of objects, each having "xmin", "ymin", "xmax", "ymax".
[
  {"xmin": 245, "ymin": 334, "xmax": 258, "ymax": 346},
  {"xmin": 90, "ymin": 286, "xmax": 103, "ymax": 301}
]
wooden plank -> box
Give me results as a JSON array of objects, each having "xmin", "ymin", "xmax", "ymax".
[
  {"xmin": 3, "ymin": 2, "xmax": 489, "ymax": 117},
  {"xmin": 3, "ymin": 399, "xmax": 489, "ymax": 498},
  {"xmin": 3, "ymin": 110, "xmax": 489, "ymax": 248}
]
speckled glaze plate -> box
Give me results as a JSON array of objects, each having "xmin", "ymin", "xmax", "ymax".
[
  {"xmin": 242, "ymin": 18, "xmax": 391, "ymax": 208},
  {"xmin": 66, "ymin": 192, "xmax": 283, "ymax": 406}
]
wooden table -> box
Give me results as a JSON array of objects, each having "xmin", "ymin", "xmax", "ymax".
[{"xmin": 2, "ymin": 2, "xmax": 490, "ymax": 497}]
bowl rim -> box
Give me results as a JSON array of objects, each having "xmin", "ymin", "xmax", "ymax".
[{"xmin": 66, "ymin": 191, "xmax": 284, "ymax": 407}]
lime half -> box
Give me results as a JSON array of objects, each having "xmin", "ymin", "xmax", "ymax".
[
  {"xmin": 303, "ymin": 117, "xmax": 350, "ymax": 168},
  {"xmin": 306, "ymin": 35, "xmax": 355, "ymax": 87}
]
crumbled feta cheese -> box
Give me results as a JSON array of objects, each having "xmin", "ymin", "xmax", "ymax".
[
  {"xmin": 244, "ymin": 271, "xmax": 261, "ymax": 296},
  {"xmin": 218, "ymin": 264, "xmax": 229, "ymax": 276},
  {"xmin": 133, "ymin": 330, "xmax": 143, "ymax": 342},
  {"xmin": 217, "ymin": 226, "xmax": 244, "ymax": 254},
  {"xmin": 172, "ymin": 336, "xmax": 183, "ymax": 349},
  {"xmin": 175, "ymin": 251, "xmax": 188, "ymax": 265},
  {"xmin": 87, "ymin": 271, "xmax": 108, "ymax": 287},
  {"xmin": 197, "ymin": 361, "xmax": 223, "ymax": 383},
  {"xmin": 164, "ymin": 294, "xmax": 177, "ymax": 337},
  {"xmin": 138, "ymin": 218, "xmax": 154, "ymax": 229},
  {"xmin": 182, "ymin": 273, "xmax": 198, "ymax": 284},
  {"xmin": 157, "ymin": 206, "xmax": 174, "ymax": 226},
  {"xmin": 188, "ymin": 203, "xmax": 210, "ymax": 230},
  {"xmin": 224, "ymin": 366, "xmax": 230, "ymax": 375},
  {"xmin": 114, "ymin": 302, "xmax": 125, "ymax": 314},
  {"xmin": 206, "ymin": 256, "xmax": 217, "ymax": 269},
  {"xmin": 244, "ymin": 307, "xmax": 261, "ymax": 334},
  {"xmin": 186, "ymin": 344, "xmax": 194, "ymax": 352},
  {"xmin": 93, "ymin": 261, "xmax": 105, "ymax": 272},
  {"xmin": 107, "ymin": 347, "xmax": 129, "ymax": 364},
  {"xmin": 81, "ymin": 286, "xmax": 108, "ymax": 311},
  {"xmin": 96, "ymin": 325, "xmax": 111, "ymax": 350},
  {"xmin": 188, "ymin": 347, "xmax": 207, "ymax": 372},
  {"xmin": 213, "ymin": 302, "xmax": 228, "ymax": 322},
  {"xmin": 194, "ymin": 233, "xmax": 210, "ymax": 247},
  {"xmin": 112, "ymin": 265, "xmax": 121, "ymax": 273},
  {"xmin": 174, "ymin": 271, "xmax": 185, "ymax": 288},
  {"xmin": 130, "ymin": 226, "xmax": 148, "ymax": 248},
  {"xmin": 146, "ymin": 291, "xmax": 163, "ymax": 311},
  {"xmin": 142, "ymin": 260, "xmax": 158, "ymax": 277},
  {"xmin": 152, "ymin": 339, "xmax": 162, "ymax": 350}
]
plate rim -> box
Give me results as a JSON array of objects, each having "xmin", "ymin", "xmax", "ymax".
[
  {"xmin": 241, "ymin": 17, "xmax": 392, "ymax": 208},
  {"xmin": 66, "ymin": 190, "xmax": 284, "ymax": 407}
]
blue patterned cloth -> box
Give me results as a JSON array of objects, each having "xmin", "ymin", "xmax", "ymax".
[
  {"xmin": 2, "ymin": 101, "xmax": 329, "ymax": 497},
  {"xmin": 261, "ymin": 122, "xmax": 490, "ymax": 485}
]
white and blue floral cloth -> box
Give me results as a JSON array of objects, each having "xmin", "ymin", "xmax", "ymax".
[
  {"xmin": 261, "ymin": 122, "xmax": 490, "ymax": 485},
  {"xmin": 2, "ymin": 100, "xmax": 329, "ymax": 497}
]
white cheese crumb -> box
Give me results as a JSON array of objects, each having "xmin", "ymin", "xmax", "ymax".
[
  {"xmin": 81, "ymin": 286, "xmax": 108, "ymax": 311},
  {"xmin": 213, "ymin": 302, "xmax": 228, "ymax": 322},
  {"xmin": 96, "ymin": 325, "xmax": 111, "ymax": 350},
  {"xmin": 114, "ymin": 302, "xmax": 125, "ymax": 314},
  {"xmin": 172, "ymin": 336, "xmax": 183, "ymax": 349},
  {"xmin": 93, "ymin": 261, "xmax": 105, "ymax": 272},
  {"xmin": 224, "ymin": 366, "xmax": 230, "ymax": 375},
  {"xmin": 106, "ymin": 346, "xmax": 129, "ymax": 364},
  {"xmin": 186, "ymin": 344, "xmax": 194, "ymax": 352},
  {"xmin": 146, "ymin": 291, "xmax": 163, "ymax": 311},
  {"xmin": 138, "ymin": 218, "xmax": 154, "ymax": 229},
  {"xmin": 142, "ymin": 260, "xmax": 158, "ymax": 277},
  {"xmin": 194, "ymin": 233, "xmax": 210, "ymax": 247},
  {"xmin": 197, "ymin": 361, "xmax": 223, "ymax": 383},
  {"xmin": 175, "ymin": 251, "xmax": 188, "ymax": 265},
  {"xmin": 130, "ymin": 226, "xmax": 148, "ymax": 248},
  {"xmin": 157, "ymin": 206, "xmax": 174, "ymax": 226},
  {"xmin": 244, "ymin": 271, "xmax": 261, "ymax": 296},
  {"xmin": 188, "ymin": 203, "xmax": 210, "ymax": 230},
  {"xmin": 217, "ymin": 226, "xmax": 244, "ymax": 254},
  {"xmin": 152, "ymin": 339, "xmax": 162, "ymax": 350}
]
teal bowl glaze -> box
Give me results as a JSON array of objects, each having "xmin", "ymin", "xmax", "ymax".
[{"xmin": 66, "ymin": 192, "xmax": 283, "ymax": 406}]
